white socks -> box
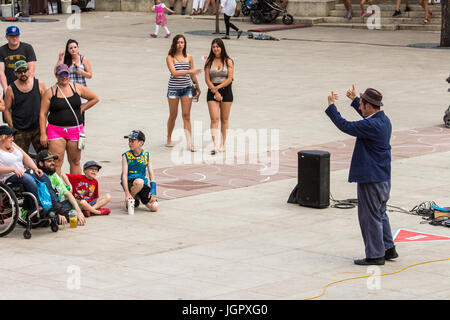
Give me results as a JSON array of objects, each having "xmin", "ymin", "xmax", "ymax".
[{"xmin": 155, "ymin": 25, "xmax": 170, "ymax": 35}]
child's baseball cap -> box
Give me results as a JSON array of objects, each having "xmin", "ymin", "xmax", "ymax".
[
  {"xmin": 83, "ymin": 160, "xmax": 102, "ymax": 171},
  {"xmin": 124, "ymin": 130, "xmax": 145, "ymax": 142}
]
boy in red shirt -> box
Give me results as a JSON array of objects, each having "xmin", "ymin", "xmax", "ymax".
[{"xmin": 66, "ymin": 160, "xmax": 111, "ymax": 216}]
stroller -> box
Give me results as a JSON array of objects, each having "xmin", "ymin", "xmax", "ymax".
[{"xmin": 247, "ymin": 0, "xmax": 293, "ymax": 25}]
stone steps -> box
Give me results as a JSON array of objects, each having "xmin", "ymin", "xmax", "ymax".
[
  {"xmin": 321, "ymin": 2, "xmax": 441, "ymax": 30},
  {"xmin": 329, "ymin": 9, "xmax": 441, "ymax": 18},
  {"xmin": 315, "ymin": 22, "xmax": 441, "ymax": 30},
  {"xmin": 334, "ymin": 3, "xmax": 441, "ymax": 10},
  {"xmin": 188, "ymin": 1, "xmax": 442, "ymax": 32},
  {"xmin": 323, "ymin": 16, "xmax": 440, "ymax": 24}
]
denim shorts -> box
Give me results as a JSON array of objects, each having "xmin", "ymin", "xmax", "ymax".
[{"xmin": 167, "ymin": 86, "xmax": 193, "ymax": 99}]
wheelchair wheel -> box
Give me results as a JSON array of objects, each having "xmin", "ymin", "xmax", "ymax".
[
  {"xmin": 282, "ymin": 13, "xmax": 293, "ymax": 25},
  {"xmin": 23, "ymin": 229, "xmax": 31, "ymax": 239},
  {"xmin": 0, "ymin": 183, "xmax": 20, "ymax": 237}
]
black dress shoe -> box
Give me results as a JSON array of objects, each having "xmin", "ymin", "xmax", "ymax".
[
  {"xmin": 385, "ymin": 246, "xmax": 399, "ymax": 260},
  {"xmin": 354, "ymin": 257, "xmax": 385, "ymax": 265}
]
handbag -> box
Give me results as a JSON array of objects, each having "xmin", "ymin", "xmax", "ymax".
[{"xmin": 57, "ymin": 84, "xmax": 86, "ymax": 150}]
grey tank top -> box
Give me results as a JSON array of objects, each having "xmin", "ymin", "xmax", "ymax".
[{"xmin": 209, "ymin": 63, "xmax": 228, "ymax": 83}]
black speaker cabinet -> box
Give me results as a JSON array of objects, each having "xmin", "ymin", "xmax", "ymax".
[{"xmin": 298, "ymin": 150, "xmax": 330, "ymax": 208}]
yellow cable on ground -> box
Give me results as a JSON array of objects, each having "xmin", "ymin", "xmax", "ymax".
[{"xmin": 303, "ymin": 257, "xmax": 450, "ymax": 300}]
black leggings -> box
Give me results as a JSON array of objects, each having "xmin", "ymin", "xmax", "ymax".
[{"xmin": 224, "ymin": 14, "xmax": 239, "ymax": 36}]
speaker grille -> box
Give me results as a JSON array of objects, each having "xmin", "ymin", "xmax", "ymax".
[{"xmin": 298, "ymin": 150, "xmax": 330, "ymax": 208}]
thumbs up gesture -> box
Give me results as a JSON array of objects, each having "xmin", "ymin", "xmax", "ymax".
[
  {"xmin": 346, "ymin": 84, "xmax": 357, "ymax": 101},
  {"xmin": 328, "ymin": 91, "xmax": 338, "ymax": 105}
]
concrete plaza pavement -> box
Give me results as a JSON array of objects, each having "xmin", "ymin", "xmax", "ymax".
[{"xmin": 1, "ymin": 11, "xmax": 450, "ymax": 300}]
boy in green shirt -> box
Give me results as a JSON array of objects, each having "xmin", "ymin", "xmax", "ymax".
[{"xmin": 36, "ymin": 150, "xmax": 86, "ymax": 226}]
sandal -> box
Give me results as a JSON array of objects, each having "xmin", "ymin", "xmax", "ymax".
[
  {"xmin": 422, "ymin": 18, "xmax": 429, "ymax": 24},
  {"xmin": 99, "ymin": 208, "xmax": 111, "ymax": 215},
  {"xmin": 91, "ymin": 208, "xmax": 111, "ymax": 216}
]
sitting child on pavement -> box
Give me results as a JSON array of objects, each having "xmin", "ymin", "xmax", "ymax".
[
  {"xmin": 66, "ymin": 161, "xmax": 112, "ymax": 217},
  {"xmin": 36, "ymin": 149, "xmax": 86, "ymax": 226},
  {"xmin": 121, "ymin": 130, "xmax": 158, "ymax": 212}
]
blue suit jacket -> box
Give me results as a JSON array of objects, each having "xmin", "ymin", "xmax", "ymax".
[{"xmin": 325, "ymin": 97, "xmax": 392, "ymax": 183}]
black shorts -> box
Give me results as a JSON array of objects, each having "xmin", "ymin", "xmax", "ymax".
[
  {"xmin": 127, "ymin": 179, "xmax": 151, "ymax": 204},
  {"xmin": 207, "ymin": 83, "xmax": 233, "ymax": 103}
]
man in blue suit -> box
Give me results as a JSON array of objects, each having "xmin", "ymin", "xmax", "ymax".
[{"xmin": 325, "ymin": 85, "xmax": 399, "ymax": 266}]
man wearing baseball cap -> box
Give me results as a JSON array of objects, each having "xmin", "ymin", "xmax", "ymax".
[
  {"xmin": 325, "ymin": 85, "xmax": 398, "ymax": 266},
  {"xmin": 0, "ymin": 26, "xmax": 37, "ymax": 94},
  {"xmin": 3, "ymin": 60, "xmax": 46, "ymax": 154},
  {"xmin": 36, "ymin": 149, "xmax": 86, "ymax": 226}
]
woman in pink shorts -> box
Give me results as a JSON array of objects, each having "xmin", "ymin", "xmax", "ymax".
[{"xmin": 40, "ymin": 64, "xmax": 99, "ymax": 175}]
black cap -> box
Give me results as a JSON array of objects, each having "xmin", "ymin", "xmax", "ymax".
[
  {"xmin": 0, "ymin": 125, "xmax": 17, "ymax": 136},
  {"xmin": 124, "ymin": 130, "xmax": 145, "ymax": 142},
  {"xmin": 36, "ymin": 149, "xmax": 59, "ymax": 163},
  {"xmin": 83, "ymin": 160, "xmax": 102, "ymax": 171}
]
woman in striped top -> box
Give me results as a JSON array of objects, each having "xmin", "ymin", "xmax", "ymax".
[
  {"xmin": 166, "ymin": 35, "xmax": 201, "ymax": 152},
  {"xmin": 56, "ymin": 39, "xmax": 93, "ymax": 125}
]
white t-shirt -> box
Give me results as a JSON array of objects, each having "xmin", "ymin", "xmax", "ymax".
[
  {"xmin": 0, "ymin": 147, "xmax": 25, "ymax": 182},
  {"xmin": 221, "ymin": 0, "xmax": 236, "ymax": 16}
]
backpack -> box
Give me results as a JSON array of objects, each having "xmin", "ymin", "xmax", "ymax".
[{"xmin": 31, "ymin": 176, "xmax": 53, "ymax": 212}]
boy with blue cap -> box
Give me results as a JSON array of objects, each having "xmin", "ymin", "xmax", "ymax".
[{"xmin": 121, "ymin": 130, "xmax": 158, "ymax": 212}]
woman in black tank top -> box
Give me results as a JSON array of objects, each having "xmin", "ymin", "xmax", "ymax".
[{"xmin": 40, "ymin": 64, "xmax": 99, "ymax": 175}]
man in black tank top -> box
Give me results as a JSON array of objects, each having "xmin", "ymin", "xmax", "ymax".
[{"xmin": 3, "ymin": 60, "xmax": 46, "ymax": 154}]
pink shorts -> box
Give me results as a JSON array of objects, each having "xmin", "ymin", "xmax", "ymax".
[{"xmin": 47, "ymin": 123, "xmax": 84, "ymax": 141}]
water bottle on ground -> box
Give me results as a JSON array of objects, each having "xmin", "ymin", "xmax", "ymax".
[{"xmin": 128, "ymin": 198, "xmax": 135, "ymax": 215}]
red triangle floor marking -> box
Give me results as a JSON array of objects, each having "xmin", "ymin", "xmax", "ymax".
[{"xmin": 393, "ymin": 228, "xmax": 450, "ymax": 243}]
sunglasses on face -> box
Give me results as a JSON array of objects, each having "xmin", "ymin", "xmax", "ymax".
[
  {"xmin": 58, "ymin": 72, "xmax": 69, "ymax": 78},
  {"xmin": 16, "ymin": 69, "xmax": 28, "ymax": 74}
]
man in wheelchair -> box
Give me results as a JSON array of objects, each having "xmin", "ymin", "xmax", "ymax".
[
  {"xmin": 36, "ymin": 149, "xmax": 86, "ymax": 225},
  {"xmin": 0, "ymin": 125, "xmax": 65, "ymax": 221}
]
